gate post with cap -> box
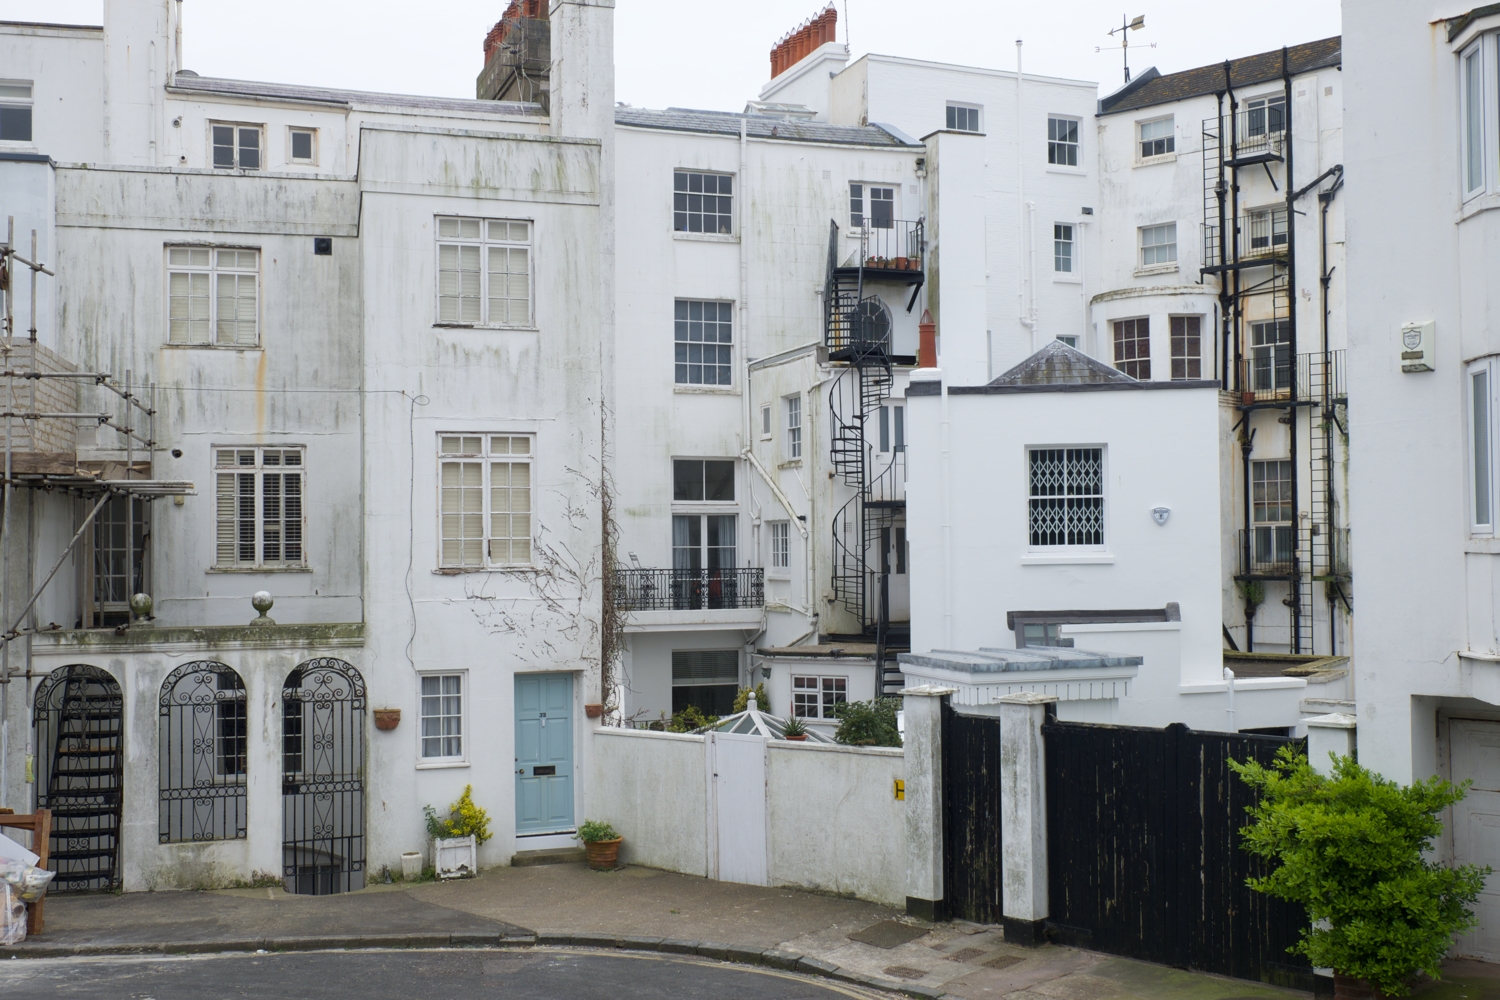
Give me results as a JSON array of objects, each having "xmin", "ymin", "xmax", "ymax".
[
  {"xmin": 901, "ymin": 685, "xmax": 952, "ymax": 921},
  {"xmin": 1000, "ymin": 691, "xmax": 1055, "ymax": 946}
]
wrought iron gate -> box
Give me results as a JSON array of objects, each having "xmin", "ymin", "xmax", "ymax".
[
  {"xmin": 34, "ymin": 665, "xmax": 124, "ymax": 891},
  {"xmin": 1043, "ymin": 720, "xmax": 1311, "ymax": 990},
  {"xmin": 941, "ymin": 704, "xmax": 1003, "ymax": 923},
  {"xmin": 282, "ymin": 658, "xmax": 366, "ymax": 895}
]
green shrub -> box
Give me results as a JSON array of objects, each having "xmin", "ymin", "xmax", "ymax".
[
  {"xmin": 423, "ymin": 784, "xmax": 494, "ymax": 844},
  {"xmin": 666, "ymin": 704, "xmax": 717, "ymax": 733},
  {"xmin": 833, "ymin": 698, "xmax": 902, "ymax": 748},
  {"xmin": 732, "ymin": 683, "xmax": 769, "ymax": 714},
  {"xmin": 1231, "ymin": 747, "xmax": 1490, "ymax": 996},
  {"xmin": 577, "ymin": 819, "xmax": 619, "ymax": 843},
  {"xmin": 780, "ymin": 714, "xmax": 807, "ymax": 738}
]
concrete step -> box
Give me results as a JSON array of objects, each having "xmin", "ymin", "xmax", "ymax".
[{"xmin": 511, "ymin": 847, "xmax": 585, "ymax": 867}]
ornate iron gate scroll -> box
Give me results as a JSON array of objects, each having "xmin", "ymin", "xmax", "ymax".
[
  {"xmin": 34, "ymin": 665, "xmax": 124, "ymax": 891},
  {"xmin": 159, "ymin": 661, "xmax": 248, "ymax": 844},
  {"xmin": 282, "ymin": 658, "xmax": 366, "ymax": 895}
]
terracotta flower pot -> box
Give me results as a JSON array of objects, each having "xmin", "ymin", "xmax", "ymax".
[
  {"xmin": 373, "ymin": 709, "xmax": 401, "ymax": 731},
  {"xmin": 584, "ymin": 837, "xmax": 623, "ymax": 871},
  {"xmin": 1333, "ymin": 974, "xmax": 1384, "ymax": 1000},
  {"xmin": 892, "ymin": 257, "xmax": 909, "ymax": 270},
  {"xmin": 584, "ymin": 703, "xmax": 604, "ymax": 719},
  {"xmin": 785, "ymin": 734, "xmax": 808, "ymax": 742}
]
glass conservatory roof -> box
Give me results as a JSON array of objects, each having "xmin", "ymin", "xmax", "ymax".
[{"xmin": 695, "ymin": 696, "xmax": 836, "ymax": 743}]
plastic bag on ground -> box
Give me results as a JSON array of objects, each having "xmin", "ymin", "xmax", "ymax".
[
  {"xmin": 0, "ymin": 860, "xmax": 54, "ymax": 903},
  {"xmin": 0, "ymin": 881, "xmax": 24, "ymax": 946}
]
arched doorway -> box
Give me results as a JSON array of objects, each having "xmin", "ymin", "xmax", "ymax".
[
  {"xmin": 282, "ymin": 658, "xmax": 366, "ymax": 895},
  {"xmin": 33, "ymin": 665, "xmax": 124, "ymax": 892}
]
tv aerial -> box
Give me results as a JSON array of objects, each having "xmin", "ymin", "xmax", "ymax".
[{"xmin": 1097, "ymin": 14, "xmax": 1155, "ymax": 84}]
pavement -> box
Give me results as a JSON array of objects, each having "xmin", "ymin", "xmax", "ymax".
[{"xmin": 0, "ymin": 861, "xmax": 1342, "ymax": 998}]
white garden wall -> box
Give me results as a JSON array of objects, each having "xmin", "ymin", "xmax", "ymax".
[{"xmin": 588, "ymin": 728, "xmax": 907, "ymax": 906}]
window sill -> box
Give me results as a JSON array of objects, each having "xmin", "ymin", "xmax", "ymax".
[
  {"xmin": 1134, "ymin": 264, "xmax": 1179, "ymax": 278},
  {"xmin": 434, "ymin": 566, "xmax": 538, "ymax": 575},
  {"xmin": 207, "ymin": 565, "xmax": 312, "ymax": 574},
  {"xmin": 1052, "ymin": 274, "xmax": 1082, "ymax": 284},
  {"xmin": 1135, "ymin": 154, "xmax": 1177, "ymax": 168},
  {"xmin": 1020, "ymin": 553, "xmax": 1115, "ymax": 566},
  {"xmin": 1045, "ymin": 166, "xmax": 1087, "ymax": 176},
  {"xmin": 767, "ymin": 572, "xmax": 792, "ymax": 581},
  {"xmin": 164, "ymin": 343, "xmax": 263, "ymax": 351},
  {"xmin": 432, "ymin": 323, "xmax": 539, "ymax": 332},
  {"xmin": 674, "ymin": 385, "xmax": 739, "ymax": 395},
  {"xmin": 673, "ymin": 232, "xmax": 738, "ymax": 244},
  {"xmin": 1458, "ymin": 191, "xmax": 1500, "ymax": 223},
  {"xmin": 778, "ymin": 459, "xmax": 803, "ymax": 469},
  {"xmin": 415, "ymin": 759, "xmax": 471, "ymax": 770}
]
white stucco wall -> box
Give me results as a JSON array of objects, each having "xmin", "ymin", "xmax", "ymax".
[{"xmin": 590, "ymin": 728, "xmax": 709, "ymax": 876}]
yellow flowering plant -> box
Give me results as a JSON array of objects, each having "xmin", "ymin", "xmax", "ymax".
[{"xmin": 424, "ymin": 784, "xmax": 493, "ymax": 844}]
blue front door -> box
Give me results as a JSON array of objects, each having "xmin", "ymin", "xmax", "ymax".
[{"xmin": 514, "ymin": 673, "xmax": 574, "ymax": 835}]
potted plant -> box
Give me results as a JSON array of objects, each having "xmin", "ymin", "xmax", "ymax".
[
  {"xmin": 1231, "ymin": 748, "xmax": 1491, "ymax": 998},
  {"xmin": 892, "ymin": 256, "xmax": 909, "ymax": 271},
  {"xmin": 577, "ymin": 819, "xmax": 623, "ymax": 871},
  {"xmin": 781, "ymin": 715, "xmax": 809, "ymax": 741},
  {"xmin": 424, "ymin": 785, "xmax": 493, "ymax": 879}
]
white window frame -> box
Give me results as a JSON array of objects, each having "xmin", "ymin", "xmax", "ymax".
[
  {"xmin": 1054, "ymin": 223, "xmax": 1075, "ymax": 273},
  {"xmin": 417, "ymin": 671, "xmax": 468, "ymax": 767},
  {"xmin": 434, "ymin": 216, "xmax": 533, "ymax": 328},
  {"xmin": 769, "ymin": 520, "xmax": 790, "ymax": 574},
  {"xmin": 213, "ymin": 446, "xmax": 307, "ymax": 570},
  {"xmin": 210, "ymin": 121, "xmax": 264, "ymax": 170},
  {"xmin": 288, "ymin": 126, "xmax": 318, "ymax": 165},
  {"xmin": 849, "ymin": 182, "xmax": 898, "ymax": 230},
  {"xmin": 166, "ymin": 246, "xmax": 261, "ymax": 348},
  {"xmin": 1470, "ymin": 358, "xmax": 1497, "ymax": 535},
  {"xmin": 946, "ymin": 103, "xmax": 982, "ymax": 133},
  {"xmin": 0, "ymin": 80, "xmax": 33, "ymax": 144},
  {"xmin": 673, "ymin": 169, "xmax": 735, "ymax": 236},
  {"xmin": 1047, "ymin": 116, "xmax": 1080, "ymax": 167},
  {"xmin": 1027, "ymin": 446, "xmax": 1106, "ymax": 551},
  {"xmin": 674, "ymin": 299, "xmax": 735, "ymax": 387},
  {"xmin": 1462, "ymin": 40, "xmax": 1487, "ymax": 199},
  {"xmin": 438, "ymin": 433, "xmax": 535, "ymax": 571},
  {"xmin": 1138, "ymin": 115, "xmax": 1176, "ymax": 161},
  {"xmin": 792, "ymin": 675, "xmax": 848, "ymax": 719},
  {"xmin": 1139, "ymin": 223, "xmax": 1178, "ymax": 268},
  {"xmin": 784, "ymin": 394, "xmax": 802, "ymax": 460},
  {"xmin": 760, "ymin": 403, "xmax": 773, "ymax": 440}
]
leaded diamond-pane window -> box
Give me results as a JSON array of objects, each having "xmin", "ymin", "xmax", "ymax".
[{"xmin": 1029, "ymin": 448, "xmax": 1104, "ymax": 547}]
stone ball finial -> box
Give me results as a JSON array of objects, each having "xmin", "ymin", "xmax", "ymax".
[
  {"xmin": 129, "ymin": 593, "xmax": 153, "ymax": 621},
  {"xmin": 250, "ymin": 591, "xmax": 276, "ymax": 626}
]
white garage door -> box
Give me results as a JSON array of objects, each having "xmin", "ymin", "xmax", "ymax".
[{"xmin": 1450, "ymin": 720, "xmax": 1500, "ymax": 961}]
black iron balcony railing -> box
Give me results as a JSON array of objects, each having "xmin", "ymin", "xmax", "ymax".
[
  {"xmin": 1233, "ymin": 349, "xmax": 1346, "ymax": 405},
  {"xmin": 613, "ymin": 567, "xmax": 764, "ymax": 612},
  {"xmin": 1202, "ymin": 210, "xmax": 1288, "ymax": 271},
  {"xmin": 1236, "ymin": 526, "xmax": 1297, "ymax": 579},
  {"xmin": 841, "ymin": 219, "xmax": 925, "ymax": 273}
]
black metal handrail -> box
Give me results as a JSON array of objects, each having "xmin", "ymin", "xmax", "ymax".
[
  {"xmin": 842, "ymin": 219, "xmax": 925, "ymax": 272},
  {"xmin": 1233, "ymin": 350, "xmax": 1346, "ymax": 404},
  {"xmin": 1202, "ymin": 211, "xmax": 1289, "ymax": 270},
  {"xmin": 613, "ymin": 567, "xmax": 764, "ymax": 612}
]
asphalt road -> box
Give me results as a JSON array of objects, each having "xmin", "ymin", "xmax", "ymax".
[{"xmin": 0, "ymin": 948, "xmax": 894, "ymax": 999}]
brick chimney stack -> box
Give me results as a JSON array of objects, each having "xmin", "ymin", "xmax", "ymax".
[
  {"xmin": 769, "ymin": 5, "xmax": 839, "ymax": 79},
  {"xmin": 483, "ymin": 0, "xmax": 545, "ymax": 65}
]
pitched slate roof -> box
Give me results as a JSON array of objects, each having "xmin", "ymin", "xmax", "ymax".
[
  {"xmin": 169, "ymin": 73, "xmax": 542, "ymax": 117},
  {"xmin": 1098, "ymin": 36, "xmax": 1341, "ymax": 116},
  {"xmin": 614, "ymin": 106, "xmax": 915, "ymax": 147},
  {"xmin": 988, "ymin": 340, "xmax": 1136, "ymax": 387}
]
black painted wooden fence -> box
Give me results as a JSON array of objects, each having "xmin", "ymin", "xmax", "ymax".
[
  {"xmin": 1043, "ymin": 720, "xmax": 1312, "ymax": 991},
  {"xmin": 942, "ymin": 705, "xmax": 1003, "ymax": 923}
]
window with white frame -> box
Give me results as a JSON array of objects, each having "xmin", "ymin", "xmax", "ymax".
[
  {"xmin": 1247, "ymin": 207, "xmax": 1288, "ymax": 253},
  {"xmin": 1048, "ymin": 117, "xmax": 1079, "ymax": 166},
  {"xmin": 792, "ymin": 675, "xmax": 847, "ymax": 719},
  {"xmin": 760, "ymin": 403, "xmax": 772, "ymax": 438},
  {"xmin": 1245, "ymin": 94, "xmax": 1286, "ymax": 138},
  {"xmin": 436, "ymin": 217, "xmax": 532, "ymax": 326},
  {"xmin": 419, "ymin": 674, "xmax": 464, "ymax": 760},
  {"xmin": 770, "ymin": 521, "xmax": 790, "ymax": 570},
  {"xmin": 438, "ymin": 434, "xmax": 533, "ymax": 569},
  {"xmin": 672, "ymin": 649, "xmax": 738, "ymax": 716},
  {"xmin": 215, "ymin": 447, "xmax": 304, "ymax": 568},
  {"xmin": 168, "ymin": 247, "xmax": 259, "ymax": 347},
  {"xmin": 1112, "ymin": 318, "xmax": 1150, "ymax": 380},
  {"xmin": 1139, "ymin": 116, "xmax": 1175, "ymax": 159},
  {"xmin": 849, "ymin": 183, "xmax": 895, "ymax": 229},
  {"xmin": 1028, "ymin": 447, "xmax": 1104, "ymax": 547},
  {"xmin": 673, "ymin": 170, "xmax": 733, "ymax": 234},
  {"xmin": 947, "ymin": 103, "xmax": 981, "ymax": 132},
  {"xmin": 211, "ymin": 123, "xmax": 262, "ymax": 169},
  {"xmin": 1139, "ymin": 223, "xmax": 1177, "ymax": 267},
  {"xmin": 878, "ymin": 403, "xmax": 904, "ymax": 453},
  {"xmin": 289, "ymin": 127, "xmax": 317, "ymax": 164},
  {"xmin": 0, "ymin": 81, "xmax": 33, "ymax": 142},
  {"xmin": 1463, "ymin": 44, "xmax": 1486, "ymax": 197},
  {"xmin": 674, "ymin": 300, "xmax": 734, "ymax": 386},
  {"xmin": 1471, "ymin": 359, "xmax": 1496, "ymax": 533},
  {"xmin": 785, "ymin": 395, "xmax": 802, "ymax": 459},
  {"xmin": 1170, "ymin": 316, "xmax": 1202, "ymax": 380},
  {"xmin": 1054, "ymin": 224, "xmax": 1074, "ymax": 272},
  {"xmin": 1252, "ymin": 460, "xmax": 1295, "ymax": 569},
  {"xmin": 1251, "ymin": 320, "xmax": 1292, "ymax": 391}
]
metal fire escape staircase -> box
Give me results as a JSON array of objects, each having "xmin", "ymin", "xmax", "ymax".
[{"xmin": 823, "ymin": 221, "xmax": 923, "ymax": 689}]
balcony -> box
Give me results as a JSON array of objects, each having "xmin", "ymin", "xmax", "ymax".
[
  {"xmin": 614, "ymin": 568, "xmax": 765, "ymax": 632},
  {"xmin": 1233, "ymin": 350, "xmax": 1346, "ymax": 407},
  {"xmin": 1202, "ymin": 210, "xmax": 1288, "ymax": 272},
  {"xmin": 838, "ymin": 219, "xmax": 925, "ymax": 278},
  {"xmin": 1235, "ymin": 527, "xmax": 1297, "ymax": 580}
]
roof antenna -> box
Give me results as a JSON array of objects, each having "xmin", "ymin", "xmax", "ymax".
[{"xmin": 1098, "ymin": 14, "xmax": 1153, "ymax": 84}]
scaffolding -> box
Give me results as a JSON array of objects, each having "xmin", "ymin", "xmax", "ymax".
[{"xmin": 1201, "ymin": 55, "xmax": 1349, "ymax": 655}]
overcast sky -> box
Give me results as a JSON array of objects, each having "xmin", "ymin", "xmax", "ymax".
[{"xmin": 1, "ymin": 1, "xmax": 1341, "ymax": 108}]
